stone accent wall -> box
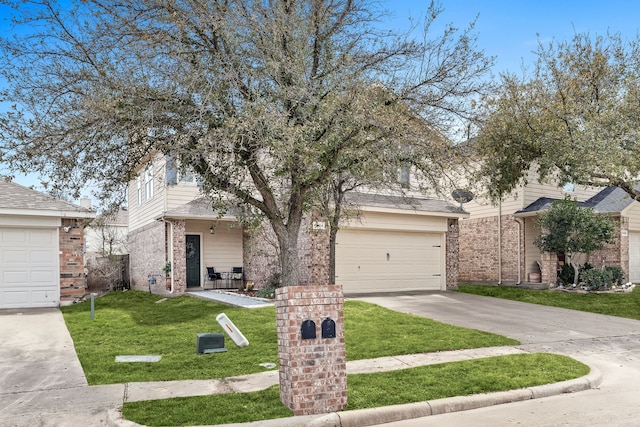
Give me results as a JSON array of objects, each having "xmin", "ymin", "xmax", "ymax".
[
  {"xmin": 459, "ymin": 215, "xmax": 523, "ymax": 283},
  {"xmin": 59, "ymin": 219, "xmax": 88, "ymax": 304},
  {"xmin": 446, "ymin": 218, "xmax": 460, "ymax": 289},
  {"xmin": 128, "ymin": 220, "xmax": 166, "ymax": 292},
  {"xmin": 275, "ymin": 285, "xmax": 347, "ymax": 416}
]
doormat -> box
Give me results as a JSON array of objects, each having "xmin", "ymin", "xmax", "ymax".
[{"xmin": 115, "ymin": 355, "xmax": 162, "ymax": 363}]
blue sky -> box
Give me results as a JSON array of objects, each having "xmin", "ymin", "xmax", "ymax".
[{"xmin": 4, "ymin": 0, "xmax": 640, "ymax": 199}]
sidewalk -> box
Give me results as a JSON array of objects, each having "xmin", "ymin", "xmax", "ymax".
[{"xmin": 107, "ymin": 346, "xmax": 602, "ymax": 427}]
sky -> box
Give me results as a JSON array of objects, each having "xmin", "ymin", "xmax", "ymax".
[{"xmin": 3, "ymin": 0, "xmax": 640, "ymax": 203}]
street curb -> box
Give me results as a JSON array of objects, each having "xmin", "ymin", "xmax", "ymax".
[{"xmin": 107, "ymin": 365, "xmax": 602, "ymax": 427}]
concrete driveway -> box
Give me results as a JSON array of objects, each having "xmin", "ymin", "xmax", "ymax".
[
  {"xmin": 0, "ymin": 308, "xmax": 123, "ymax": 427},
  {"xmin": 356, "ymin": 291, "xmax": 640, "ymax": 427}
]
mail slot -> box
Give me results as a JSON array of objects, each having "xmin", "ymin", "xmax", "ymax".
[
  {"xmin": 321, "ymin": 318, "xmax": 336, "ymax": 339},
  {"xmin": 301, "ymin": 319, "xmax": 316, "ymax": 339}
]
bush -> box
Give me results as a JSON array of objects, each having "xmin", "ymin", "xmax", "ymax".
[
  {"xmin": 580, "ymin": 268, "xmax": 613, "ymax": 291},
  {"xmin": 255, "ymin": 273, "xmax": 280, "ymax": 299},
  {"xmin": 605, "ymin": 266, "xmax": 625, "ymax": 286},
  {"xmin": 558, "ymin": 264, "xmax": 575, "ymax": 285}
]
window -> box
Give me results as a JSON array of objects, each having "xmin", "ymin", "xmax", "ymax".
[
  {"xmin": 144, "ymin": 164, "xmax": 154, "ymax": 201},
  {"xmin": 399, "ymin": 163, "xmax": 411, "ymax": 189},
  {"xmin": 136, "ymin": 177, "xmax": 142, "ymax": 206}
]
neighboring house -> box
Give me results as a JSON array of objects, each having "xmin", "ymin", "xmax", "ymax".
[
  {"xmin": 458, "ymin": 180, "xmax": 640, "ymax": 286},
  {"xmin": 0, "ymin": 180, "xmax": 95, "ymax": 309},
  {"xmin": 85, "ymin": 208, "xmax": 129, "ymax": 258},
  {"xmin": 127, "ymin": 153, "xmax": 467, "ymax": 295}
]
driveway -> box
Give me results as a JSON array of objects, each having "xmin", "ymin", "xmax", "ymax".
[
  {"xmin": 0, "ymin": 308, "xmax": 123, "ymax": 427},
  {"xmin": 356, "ymin": 291, "xmax": 640, "ymax": 427}
]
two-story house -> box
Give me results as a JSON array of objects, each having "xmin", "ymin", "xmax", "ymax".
[
  {"xmin": 458, "ymin": 178, "xmax": 640, "ymax": 286},
  {"xmin": 126, "ymin": 153, "xmax": 468, "ymax": 296}
]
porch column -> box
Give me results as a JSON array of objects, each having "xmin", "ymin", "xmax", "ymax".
[
  {"xmin": 541, "ymin": 251, "xmax": 558, "ymax": 287},
  {"xmin": 171, "ymin": 220, "xmax": 187, "ymax": 294}
]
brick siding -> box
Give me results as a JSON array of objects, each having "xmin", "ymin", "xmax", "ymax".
[
  {"xmin": 275, "ymin": 285, "xmax": 347, "ymax": 416},
  {"xmin": 59, "ymin": 219, "xmax": 89, "ymax": 304},
  {"xmin": 459, "ymin": 215, "xmax": 523, "ymax": 283},
  {"xmin": 127, "ymin": 220, "xmax": 167, "ymax": 292}
]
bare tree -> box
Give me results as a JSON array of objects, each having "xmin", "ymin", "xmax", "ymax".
[{"xmin": 0, "ymin": 0, "xmax": 493, "ymax": 287}]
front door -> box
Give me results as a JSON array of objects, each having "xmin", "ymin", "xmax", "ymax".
[{"xmin": 186, "ymin": 234, "xmax": 201, "ymax": 287}]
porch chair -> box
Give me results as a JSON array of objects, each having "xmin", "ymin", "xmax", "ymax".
[
  {"xmin": 231, "ymin": 267, "xmax": 243, "ymax": 288},
  {"xmin": 206, "ymin": 267, "xmax": 221, "ymax": 288}
]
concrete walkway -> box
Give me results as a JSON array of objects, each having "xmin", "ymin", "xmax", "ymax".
[{"xmin": 2, "ymin": 291, "xmax": 631, "ymax": 427}]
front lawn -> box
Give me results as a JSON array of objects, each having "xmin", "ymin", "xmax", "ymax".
[
  {"xmin": 458, "ymin": 285, "xmax": 640, "ymax": 320},
  {"xmin": 61, "ymin": 291, "xmax": 519, "ymax": 385},
  {"xmin": 123, "ymin": 353, "xmax": 588, "ymax": 426}
]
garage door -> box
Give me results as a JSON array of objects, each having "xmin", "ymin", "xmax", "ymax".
[
  {"xmin": 0, "ymin": 228, "xmax": 59, "ymax": 308},
  {"xmin": 336, "ymin": 229, "xmax": 443, "ymax": 293},
  {"xmin": 630, "ymin": 232, "xmax": 640, "ymax": 283}
]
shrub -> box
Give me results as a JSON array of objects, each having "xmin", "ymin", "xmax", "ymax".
[
  {"xmin": 605, "ymin": 266, "xmax": 625, "ymax": 286},
  {"xmin": 580, "ymin": 268, "xmax": 613, "ymax": 291},
  {"xmin": 558, "ymin": 264, "xmax": 575, "ymax": 285}
]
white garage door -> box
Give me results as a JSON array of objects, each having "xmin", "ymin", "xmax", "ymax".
[
  {"xmin": 630, "ymin": 232, "xmax": 640, "ymax": 283},
  {"xmin": 336, "ymin": 229, "xmax": 444, "ymax": 293},
  {"xmin": 0, "ymin": 228, "xmax": 59, "ymax": 308}
]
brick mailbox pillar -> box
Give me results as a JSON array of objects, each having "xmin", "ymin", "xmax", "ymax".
[{"xmin": 275, "ymin": 285, "xmax": 348, "ymax": 416}]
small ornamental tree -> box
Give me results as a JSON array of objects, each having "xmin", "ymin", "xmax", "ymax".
[{"xmin": 534, "ymin": 196, "xmax": 616, "ymax": 285}]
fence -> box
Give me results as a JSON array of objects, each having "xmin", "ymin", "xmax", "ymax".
[{"xmin": 86, "ymin": 254, "xmax": 130, "ymax": 294}]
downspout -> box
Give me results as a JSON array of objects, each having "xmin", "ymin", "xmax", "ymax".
[
  {"xmin": 516, "ymin": 218, "xmax": 522, "ymax": 284},
  {"xmin": 498, "ymin": 200, "xmax": 502, "ymax": 285}
]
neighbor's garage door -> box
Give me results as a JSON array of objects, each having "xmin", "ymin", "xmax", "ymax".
[
  {"xmin": 630, "ymin": 232, "xmax": 640, "ymax": 283},
  {"xmin": 336, "ymin": 229, "xmax": 444, "ymax": 293},
  {"xmin": 0, "ymin": 228, "xmax": 59, "ymax": 309}
]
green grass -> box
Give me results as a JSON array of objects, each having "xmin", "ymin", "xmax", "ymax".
[
  {"xmin": 458, "ymin": 285, "xmax": 640, "ymax": 320},
  {"xmin": 61, "ymin": 291, "xmax": 518, "ymax": 384},
  {"xmin": 123, "ymin": 353, "xmax": 588, "ymax": 426}
]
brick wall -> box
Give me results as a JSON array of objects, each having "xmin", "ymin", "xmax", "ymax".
[
  {"xmin": 243, "ymin": 223, "xmax": 283, "ymax": 289},
  {"xmin": 171, "ymin": 220, "xmax": 186, "ymax": 294},
  {"xmin": 128, "ymin": 220, "xmax": 167, "ymax": 292},
  {"xmin": 446, "ymin": 218, "xmax": 460, "ymax": 289},
  {"xmin": 243, "ymin": 216, "xmax": 324, "ymax": 289},
  {"xmin": 459, "ymin": 215, "xmax": 523, "ymax": 283},
  {"xmin": 275, "ymin": 285, "xmax": 347, "ymax": 416},
  {"xmin": 59, "ymin": 219, "xmax": 88, "ymax": 304},
  {"xmin": 587, "ymin": 216, "xmax": 628, "ymax": 279}
]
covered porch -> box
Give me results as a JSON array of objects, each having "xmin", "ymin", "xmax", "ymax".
[{"xmin": 159, "ymin": 199, "xmax": 245, "ymax": 295}]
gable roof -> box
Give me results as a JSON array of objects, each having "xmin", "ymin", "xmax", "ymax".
[
  {"xmin": 515, "ymin": 186, "xmax": 638, "ymax": 217},
  {"xmin": 0, "ymin": 180, "xmax": 95, "ymax": 218}
]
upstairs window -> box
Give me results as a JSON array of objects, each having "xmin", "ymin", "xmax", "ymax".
[
  {"xmin": 144, "ymin": 164, "xmax": 154, "ymax": 201},
  {"xmin": 136, "ymin": 177, "xmax": 142, "ymax": 206}
]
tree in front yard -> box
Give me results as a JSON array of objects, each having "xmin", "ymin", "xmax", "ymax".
[
  {"xmin": 0, "ymin": 0, "xmax": 493, "ymax": 287},
  {"xmin": 534, "ymin": 196, "xmax": 616, "ymax": 285}
]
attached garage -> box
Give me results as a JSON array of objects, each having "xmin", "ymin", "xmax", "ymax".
[
  {"xmin": 0, "ymin": 227, "xmax": 59, "ymax": 308},
  {"xmin": 335, "ymin": 194, "xmax": 466, "ymax": 294},
  {"xmin": 0, "ymin": 180, "xmax": 95, "ymax": 309}
]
